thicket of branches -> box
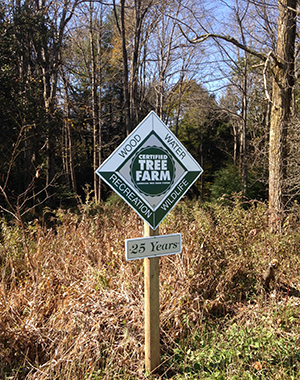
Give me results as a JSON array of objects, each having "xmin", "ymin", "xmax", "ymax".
[{"xmin": 1, "ymin": 0, "xmax": 300, "ymax": 224}]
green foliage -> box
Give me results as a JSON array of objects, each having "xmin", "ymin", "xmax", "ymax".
[
  {"xmin": 171, "ymin": 318, "xmax": 300, "ymax": 379},
  {"xmin": 172, "ymin": 81, "xmax": 233, "ymax": 199},
  {"xmin": 0, "ymin": 2, "xmax": 59, "ymax": 218},
  {"xmin": 209, "ymin": 164, "xmax": 267, "ymax": 202},
  {"xmin": 105, "ymin": 192, "xmax": 125, "ymax": 206},
  {"xmin": 210, "ymin": 164, "xmax": 243, "ymax": 201}
]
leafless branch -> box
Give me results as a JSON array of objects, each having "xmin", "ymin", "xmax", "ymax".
[{"xmin": 263, "ymin": 51, "xmax": 273, "ymax": 103}]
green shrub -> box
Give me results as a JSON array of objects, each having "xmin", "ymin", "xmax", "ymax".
[{"xmin": 210, "ymin": 164, "xmax": 243, "ymax": 201}]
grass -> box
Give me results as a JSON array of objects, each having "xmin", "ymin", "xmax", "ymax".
[
  {"xmin": 167, "ymin": 303, "xmax": 300, "ymax": 379},
  {"xmin": 0, "ymin": 196, "xmax": 300, "ymax": 379}
]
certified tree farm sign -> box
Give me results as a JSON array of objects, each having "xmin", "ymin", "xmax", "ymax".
[
  {"xmin": 96, "ymin": 111, "xmax": 203, "ymax": 229},
  {"xmin": 130, "ymin": 146, "xmax": 175, "ymax": 196}
]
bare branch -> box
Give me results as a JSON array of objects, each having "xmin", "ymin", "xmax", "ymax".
[
  {"xmin": 177, "ymin": 22, "xmax": 281, "ymax": 67},
  {"xmin": 0, "ymin": 185, "xmax": 21, "ymax": 222},
  {"xmin": 263, "ymin": 51, "xmax": 273, "ymax": 104}
]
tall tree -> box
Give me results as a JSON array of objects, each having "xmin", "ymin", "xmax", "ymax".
[
  {"xmin": 174, "ymin": 80, "xmax": 232, "ymax": 199},
  {"xmin": 1, "ymin": 1, "xmax": 50, "ymax": 214},
  {"xmin": 13, "ymin": 0, "xmax": 79, "ymax": 198},
  {"xmin": 88, "ymin": 1, "xmax": 104, "ymax": 202},
  {"xmin": 61, "ymin": 68, "xmax": 77, "ymax": 194},
  {"xmin": 268, "ymin": 0, "xmax": 296, "ymax": 231},
  {"xmin": 62, "ymin": 5, "xmax": 127, "ymax": 200},
  {"xmin": 179, "ymin": 0, "xmax": 297, "ymax": 231},
  {"xmin": 113, "ymin": 0, "xmax": 154, "ymax": 134}
]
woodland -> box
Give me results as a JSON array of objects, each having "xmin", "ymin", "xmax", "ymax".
[
  {"xmin": 0, "ymin": 0, "xmax": 300, "ymax": 228},
  {"xmin": 1, "ymin": 0, "xmax": 300, "ymax": 379}
]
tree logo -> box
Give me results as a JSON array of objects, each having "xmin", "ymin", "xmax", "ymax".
[{"xmin": 130, "ymin": 146, "xmax": 175, "ymax": 196}]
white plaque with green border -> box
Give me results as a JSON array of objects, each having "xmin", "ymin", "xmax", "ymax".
[{"xmin": 96, "ymin": 111, "xmax": 203, "ymax": 229}]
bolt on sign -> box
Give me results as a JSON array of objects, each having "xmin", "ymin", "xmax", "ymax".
[{"xmin": 96, "ymin": 111, "xmax": 203, "ymax": 229}]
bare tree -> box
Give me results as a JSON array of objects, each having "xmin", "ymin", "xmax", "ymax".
[
  {"xmin": 61, "ymin": 69, "xmax": 77, "ymax": 195},
  {"xmin": 88, "ymin": 1, "xmax": 104, "ymax": 202},
  {"xmin": 113, "ymin": 0, "xmax": 154, "ymax": 134},
  {"xmin": 38, "ymin": 0, "xmax": 80, "ymax": 190},
  {"xmin": 268, "ymin": 0, "xmax": 296, "ymax": 232},
  {"xmin": 152, "ymin": 1, "xmax": 182, "ymax": 119},
  {"xmin": 179, "ymin": 0, "xmax": 297, "ymax": 231},
  {"xmin": 0, "ymin": 124, "xmax": 57, "ymax": 281},
  {"xmin": 64, "ymin": 2, "xmax": 112, "ymax": 202}
]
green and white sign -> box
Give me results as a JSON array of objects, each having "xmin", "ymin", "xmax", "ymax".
[
  {"xmin": 130, "ymin": 146, "xmax": 175, "ymax": 196},
  {"xmin": 96, "ymin": 111, "xmax": 203, "ymax": 229}
]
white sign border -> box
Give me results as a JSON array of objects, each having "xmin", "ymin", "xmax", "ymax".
[{"xmin": 98, "ymin": 111, "xmax": 202, "ymax": 173}]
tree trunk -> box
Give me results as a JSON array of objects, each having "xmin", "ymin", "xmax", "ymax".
[
  {"xmin": 96, "ymin": 6, "xmax": 103, "ymax": 202},
  {"xmin": 179, "ymin": 0, "xmax": 297, "ymax": 231},
  {"xmin": 114, "ymin": 0, "xmax": 152, "ymax": 134},
  {"xmin": 269, "ymin": 0, "xmax": 296, "ymax": 232},
  {"xmin": 241, "ymin": 60, "xmax": 248, "ymax": 196},
  {"xmin": 62, "ymin": 71, "xmax": 77, "ymax": 194},
  {"xmin": 89, "ymin": 3, "xmax": 99, "ymax": 202},
  {"xmin": 120, "ymin": 0, "xmax": 131, "ymax": 135}
]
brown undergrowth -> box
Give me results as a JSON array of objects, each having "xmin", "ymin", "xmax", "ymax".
[{"xmin": 0, "ymin": 197, "xmax": 300, "ymax": 379}]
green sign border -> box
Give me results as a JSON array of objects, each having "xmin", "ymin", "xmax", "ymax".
[{"xmin": 100, "ymin": 170, "xmax": 200, "ymax": 229}]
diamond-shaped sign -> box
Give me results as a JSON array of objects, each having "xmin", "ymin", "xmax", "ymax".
[{"xmin": 96, "ymin": 111, "xmax": 203, "ymax": 229}]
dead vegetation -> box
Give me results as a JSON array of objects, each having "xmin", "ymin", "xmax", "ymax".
[{"xmin": 0, "ymin": 197, "xmax": 300, "ymax": 379}]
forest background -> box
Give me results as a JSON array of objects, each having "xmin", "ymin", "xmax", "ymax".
[{"xmin": 1, "ymin": 0, "xmax": 300, "ymax": 223}]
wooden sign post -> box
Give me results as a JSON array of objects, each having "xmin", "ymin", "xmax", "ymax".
[
  {"xmin": 144, "ymin": 222, "xmax": 160, "ymax": 373},
  {"xmin": 96, "ymin": 111, "xmax": 203, "ymax": 374}
]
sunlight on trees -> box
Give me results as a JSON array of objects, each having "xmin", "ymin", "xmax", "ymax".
[{"xmin": 0, "ymin": 0, "xmax": 300, "ymax": 232}]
